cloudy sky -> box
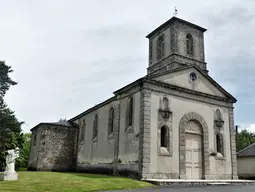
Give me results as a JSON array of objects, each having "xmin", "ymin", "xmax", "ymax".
[{"xmin": 1, "ymin": 0, "xmax": 255, "ymax": 133}]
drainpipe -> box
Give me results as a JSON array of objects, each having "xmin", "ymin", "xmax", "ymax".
[{"xmin": 235, "ymin": 125, "xmax": 239, "ymax": 152}]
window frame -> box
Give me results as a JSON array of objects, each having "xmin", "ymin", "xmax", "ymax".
[
  {"xmin": 108, "ymin": 107, "xmax": 115, "ymax": 139},
  {"xmin": 156, "ymin": 34, "xmax": 165, "ymax": 60},
  {"xmin": 158, "ymin": 125, "xmax": 172, "ymax": 156},
  {"xmin": 125, "ymin": 96, "xmax": 134, "ymax": 133},
  {"xmin": 92, "ymin": 114, "xmax": 98, "ymax": 142},
  {"xmin": 186, "ymin": 33, "xmax": 194, "ymax": 55}
]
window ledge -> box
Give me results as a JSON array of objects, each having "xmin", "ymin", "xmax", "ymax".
[
  {"xmin": 158, "ymin": 147, "xmax": 171, "ymax": 156},
  {"xmin": 215, "ymin": 152, "xmax": 225, "ymax": 160},
  {"xmin": 79, "ymin": 141, "xmax": 84, "ymax": 145},
  {"xmin": 108, "ymin": 133, "xmax": 114, "ymax": 140},
  {"xmin": 125, "ymin": 126, "xmax": 134, "ymax": 134},
  {"xmin": 92, "ymin": 136, "xmax": 98, "ymax": 143}
]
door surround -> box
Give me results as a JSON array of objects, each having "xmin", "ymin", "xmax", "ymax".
[{"xmin": 179, "ymin": 112, "xmax": 210, "ymax": 179}]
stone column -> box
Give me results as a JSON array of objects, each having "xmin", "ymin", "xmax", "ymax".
[
  {"xmin": 228, "ymin": 107, "xmax": 238, "ymax": 180},
  {"xmin": 139, "ymin": 89, "xmax": 151, "ymax": 179}
]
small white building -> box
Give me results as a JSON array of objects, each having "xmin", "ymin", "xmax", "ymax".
[{"xmin": 237, "ymin": 143, "xmax": 255, "ymax": 179}]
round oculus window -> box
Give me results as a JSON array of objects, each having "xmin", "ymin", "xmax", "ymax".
[{"xmin": 189, "ymin": 72, "xmax": 197, "ymax": 81}]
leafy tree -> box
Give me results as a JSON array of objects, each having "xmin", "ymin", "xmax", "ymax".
[
  {"xmin": 58, "ymin": 118, "xmax": 67, "ymax": 122},
  {"xmin": 16, "ymin": 133, "xmax": 31, "ymax": 170},
  {"xmin": 0, "ymin": 61, "xmax": 24, "ymax": 171},
  {"xmin": 236, "ymin": 129, "xmax": 255, "ymax": 152}
]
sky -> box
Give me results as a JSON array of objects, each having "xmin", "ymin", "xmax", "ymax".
[{"xmin": 1, "ymin": 0, "xmax": 255, "ymax": 133}]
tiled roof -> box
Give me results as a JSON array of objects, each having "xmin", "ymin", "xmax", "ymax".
[
  {"xmin": 237, "ymin": 142, "xmax": 255, "ymax": 157},
  {"xmin": 30, "ymin": 121, "xmax": 75, "ymax": 131}
]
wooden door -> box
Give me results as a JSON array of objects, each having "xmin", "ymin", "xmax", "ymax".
[{"xmin": 185, "ymin": 133, "xmax": 202, "ymax": 179}]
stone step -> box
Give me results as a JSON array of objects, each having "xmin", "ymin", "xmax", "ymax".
[
  {"xmin": 207, "ymin": 183, "xmax": 230, "ymax": 186},
  {"xmin": 142, "ymin": 179, "xmax": 255, "ymax": 186}
]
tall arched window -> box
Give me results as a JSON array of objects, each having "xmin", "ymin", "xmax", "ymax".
[
  {"xmin": 156, "ymin": 35, "xmax": 165, "ymax": 60},
  {"xmin": 79, "ymin": 119, "xmax": 86, "ymax": 144},
  {"xmin": 127, "ymin": 97, "xmax": 133, "ymax": 127},
  {"xmin": 108, "ymin": 107, "xmax": 114, "ymax": 135},
  {"xmin": 33, "ymin": 131, "xmax": 37, "ymax": 146},
  {"xmin": 161, "ymin": 126, "xmax": 168, "ymax": 148},
  {"xmin": 186, "ymin": 34, "xmax": 194, "ymax": 55},
  {"xmin": 93, "ymin": 114, "xmax": 98, "ymax": 140},
  {"xmin": 216, "ymin": 133, "xmax": 224, "ymax": 155}
]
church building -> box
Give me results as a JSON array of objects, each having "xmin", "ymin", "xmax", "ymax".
[{"xmin": 28, "ymin": 16, "xmax": 238, "ymax": 180}]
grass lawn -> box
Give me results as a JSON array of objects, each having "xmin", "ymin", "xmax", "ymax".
[{"xmin": 0, "ymin": 171, "xmax": 153, "ymax": 192}]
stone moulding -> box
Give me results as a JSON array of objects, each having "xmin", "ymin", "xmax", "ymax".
[
  {"xmin": 214, "ymin": 120, "xmax": 224, "ymax": 128},
  {"xmin": 159, "ymin": 109, "xmax": 172, "ymax": 121},
  {"xmin": 179, "ymin": 112, "xmax": 210, "ymax": 179}
]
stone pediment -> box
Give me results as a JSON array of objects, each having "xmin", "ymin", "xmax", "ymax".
[{"xmin": 148, "ymin": 65, "xmax": 236, "ymax": 102}]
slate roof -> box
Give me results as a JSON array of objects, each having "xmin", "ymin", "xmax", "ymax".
[
  {"xmin": 146, "ymin": 16, "xmax": 207, "ymax": 39},
  {"xmin": 68, "ymin": 65, "xmax": 237, "ymax": 122},
  {"xmin": 237, "ymin": 142, "xmax": 255, "ymax": 157},
  {"xmin": 30, "ymin": 121, "xmax": 75, "ymax": 131}
]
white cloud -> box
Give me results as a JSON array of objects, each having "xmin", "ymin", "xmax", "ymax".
[
  {"xmin": 239, "ymin": 124, "xmax": 255, "ymax": 133},
  {"xmin": 1, "ymin": 0, "xmax": 254, "ymax": 132}
]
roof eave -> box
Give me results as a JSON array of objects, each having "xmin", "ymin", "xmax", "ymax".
[
  {"xmin": 146, "ymin": 17, "xmax": 207, "ymax": 39},
  {"xmin": 113, "ymin": 77, "xmax": 144, "ymax": 95}
]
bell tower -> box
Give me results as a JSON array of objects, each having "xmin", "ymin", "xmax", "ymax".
[{"xmin": 146, "ymin": 17, "xmax": 208, "ymax": 75}]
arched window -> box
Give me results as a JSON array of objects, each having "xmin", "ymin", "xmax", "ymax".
[
  {"xmin": 186, "ymin": 34, "xmax": 194, "ymax": 55},
  {"xmin": 79, "ymin": 119, "xmax": 86, "ymax": 144},
  {"xmin": 127, "ymin": 97, "xmax": 133, "ymax": 127},
  {"xmin": 216, "ymin": 133, "xmax": 224, "ymax": 155},
  {"xmin": 108, "ymin": 107, "xmax": 114, "ymax": 135},
  {"xmin": 162, "ymin": 97, "xmax": 169, "ymax": 110},
  {"xmin": 33, "ymin": 132, "xmax": 37, "ymax": 146},
  {"xmin": 93, "ymin": 114, "xmax": 98, "ymax": 140},
  {"xmin": 161, "ymin": 126, "xmax": 168, "ymax": 148},
  {"xmin": 156, "ymin": 35, "xmax": 165, "ymax": 60}
]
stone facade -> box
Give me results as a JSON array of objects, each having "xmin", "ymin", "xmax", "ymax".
[
  {"xmin": 147, "ymin": 17, "xmax": 208, "ymax": 75},
  {"xmin": 237, "ymin": 143, "xmax": 255, "ymax": 179},
  {"xmin": 28, "ymin": 16, "xmax": 238, "ymax": 180},
  {"xmin": 28, "ymin": 123, "xmax": 78, "ymax": 171}
]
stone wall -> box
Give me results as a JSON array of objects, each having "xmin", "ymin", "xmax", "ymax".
[
  {"xmin": 28, "ymin": 127, "xmax": 43, "ymax": 170},
  {"xmin": 145, "ymin": 81, "xmax": 233, "ymax": 180},
  {"xmin": 237, "ymin": 156, "xmax": 255, "ymax": 179},
  {"xmin": 147, "ymin": 18, "xmax": 207, "ymax": 75},
  {"xmin": 28, "ymin": 124, "xmax": 78, "ymax": 171}
]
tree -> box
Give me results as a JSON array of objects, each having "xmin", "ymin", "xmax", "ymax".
[
  {"xmin": 16, "ymin": 133, "xmax": 31, "ymax": 170},
  {"xmin": 0, "ymin": 61, "xmax": 23, "ymax": 171},
  {"xmin": 236, "ymin": 129, "xmax": 255, "ymax": 152},
  {"xmin": 58, "ymin": 118, "xmax": 67, "ymax": 122},
  {"xmin": 0, "ymin": 61, "xmax": 17, "ymax": 97}
]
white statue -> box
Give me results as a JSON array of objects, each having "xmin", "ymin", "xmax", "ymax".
[
  {"xmin": 0, "ymin": 147, "xmax": 20, "ymax": 181},
  {"xmin": 5, "ymin": 147, "xmax": 20, "ymax": 172}
]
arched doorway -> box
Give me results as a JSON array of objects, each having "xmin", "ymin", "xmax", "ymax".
[{"xmin": 179, "ymin": 112, "xmax": 210, "ymax": 180}]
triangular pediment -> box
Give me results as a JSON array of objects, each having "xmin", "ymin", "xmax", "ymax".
[{"xmin": 148, "ymin": 66, "xmax": 236, "ymax": 101}]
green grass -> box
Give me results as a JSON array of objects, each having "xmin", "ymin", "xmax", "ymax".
[{"xmin": 0, "ymin": 171, "xmax": 153, "ymax": 192}]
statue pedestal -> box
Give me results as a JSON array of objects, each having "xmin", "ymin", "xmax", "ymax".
[{"xmin": 0, "ymin": 171, "xmax": 18, "ymax": 181}]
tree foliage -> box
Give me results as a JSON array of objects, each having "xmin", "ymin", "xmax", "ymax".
[
  {"xmin": 0, "ymin": 61, "xmax": 24, "ymax": 171},
  {"xmin": 16, "ymin": 133, "xmax": 31, "ymax": 170},
  {"xmin": 236, "ymin": 129, "xmax": 255, "ymax": 152}
]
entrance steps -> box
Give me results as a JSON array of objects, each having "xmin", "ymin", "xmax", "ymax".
[{"xmin": 142, "ymin": 179, "xmax": 255, "ymax": 186}]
